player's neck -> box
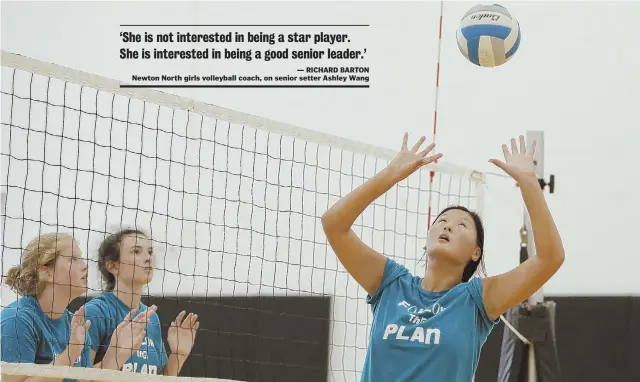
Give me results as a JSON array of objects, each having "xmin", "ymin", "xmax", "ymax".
[
  {"xmin": 37, "ymin": 287, "xmax": 71, "ymax": 320},
  {"xmin": 421, "ymin": 258, "xmax": 463, "ymax": 292},
  {"xmin": 112, "ymin": 282, "xmax": 144, "ymax": 310}
]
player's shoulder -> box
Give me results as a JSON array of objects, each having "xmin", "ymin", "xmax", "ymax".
[
  {"xmin": 367, "ymin": 258, "xmax": 416, "ymax": 304},
  {"xmin": 84, "ymin": 292, "xmax": 112, "ymax": 309},
  {"xmin": 459, "ymin": 277, "xmax": 498, "ymax": 326},
  {"xmin": 383, "ymin": 257, "xmax": 413, "ymax": 280},
  {"xmin": 463, "ymin": 276, "xmax": 485, "ymax": 296},
  {"xmin": 85, "ymin": 291, "xmax": 108, "ymax": 303},
  {"xmin": 1, "ymin": 297, "xmax": 21, "ymax": 318},
  {"xmin": 83, "ymin": 292, "xmax": 124, "ymax": 320},
  {"xmin": 1, "ymin": 296, "xmax": 39, "ymax": 318},
  {"xmin": 379, "ymin": 257, "xmax": 413, "ymax": 289},
  {"xmin": 1, "ymin": 297, "xmax": 41, "ymax": 329}
]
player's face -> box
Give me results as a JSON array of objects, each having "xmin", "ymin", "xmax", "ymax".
[
  {"xmin": 116, "ymin": 233, "xmax": 155, "ymax": 287},
  {"xmin": 426, "ymin": 209, "xmax": 479, "ymax": 266},
  {"xmin": 49, "ymin": 240, "xmax": 88, "ymax": 297}
]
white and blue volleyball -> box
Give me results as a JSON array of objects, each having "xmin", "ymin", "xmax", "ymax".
[{"xmin": 456, "ymin": 4, "xmax": 521, "ymax": 67}]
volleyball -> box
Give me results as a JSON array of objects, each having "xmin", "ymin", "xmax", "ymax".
[{"xmin": 456, "ymin": 4, "xmax": 521, "ymax": 67}]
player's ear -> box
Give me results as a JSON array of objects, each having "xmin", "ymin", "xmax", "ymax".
[
  {"xmin": 38, "ymin": 264, "xmax": 54, "ymax": 283},
  {"xmin": 471, "ymin": 247, "xmax": 481, "ymax": 262},
  {"xmin": 105, "ymin": 260, "xmax": 119, "ymax": 276}
]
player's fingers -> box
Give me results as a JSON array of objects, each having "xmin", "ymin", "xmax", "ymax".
[
  {"xmin": 418, "ymin": 143, "xmax": 435, "ymax": 157},
  {"xmin": 130, "ymin": 314, "xmax": 149, "ymax": 332},
  {"xmin": 174, "ymin": 310, "xmax": 186, "ymax": 326},
  {"xmin": 190, "ymin": 314, "xmax": 198, "ymax": 328},
  {"xmin": 122, "ymin": 309, "xmax": 136, "ymax": 323},
  {"xmin": 133, "ymin": 311, "xmax": 146, "ymax": 322},
  {"xmin": 510, "ymin": 138, "xmax": 518, "ymax": 154},
  {"xmin": 502, "ymin": 144, "xmax": 510, "ymax": 159},
  {"xmin": 181, "ymin": 313, "xmax": 194, "ymax": 328},
  {"xmin": 134, "ymin": 305, "xmax": 155, "ymax": 322},
  {"xmin": 421, "ymin": 153, "xmax": 442, "ymax": 165},
  {"xmin": 72, "ymin": 306, "xmax": 86, "ymax": 323},
  {"xmin": 488, "ymin": 159, "xmax": 508, "ymax": 173},
  {"xmin": 410, "ymin": 136, "xmax": 426, "ymax": 153},
  {"xmin": 519, "ymin": 135, "xmax": 526, "ymax": 153},
  {"xmin": 145, "ymin": 305, "xmax": 158, "ymax": 320}
]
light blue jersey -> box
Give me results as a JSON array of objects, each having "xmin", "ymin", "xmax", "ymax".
[
  {"xmin": 1, "ymin": 296, "xmax": 93, "ymax": 382},
  {"xmin": 84, "ymin": 292, "xmax": 168, "ymax": 375},
  {"xmin": 361, "ymin": 258, "xmax": 498, "ymax": 382}
]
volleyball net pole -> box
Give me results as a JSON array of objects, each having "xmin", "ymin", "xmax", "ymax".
[{"xmin": 498, "ymin": 131, "xmax": 561, "ymax": 382}]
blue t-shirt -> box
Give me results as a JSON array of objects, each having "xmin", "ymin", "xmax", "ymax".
[
  {"xmin": 361, "ymin": 258, "xmax": 498, "ymax": 382},
  {"xmin": 84, "ymin": 292, "xmax": 168, "ymax": 375},
  {"xmin": 1, "ymin": 296, "xmax": 93, "ymax": 382}
]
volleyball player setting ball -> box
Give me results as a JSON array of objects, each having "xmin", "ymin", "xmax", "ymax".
[
  {"xmin": 322, "ymin": 135, "xmax": 565, "ymax": 381},
  {"xmin": 84, "ymin": 229, "xmax": 200, "ymax": 376},
  {"xmin": 0, "ymin": 233, "xmax": 154, "ymax": 382}
]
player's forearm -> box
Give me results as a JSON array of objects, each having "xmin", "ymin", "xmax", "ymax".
[
  {"xmin": 322, "ymin": 166, "xmax": 398, "ymax": 233},
  {"xmin": 519, "ymin": 174, "xmax": 565, "ymax": 264},
  {"xmin": 162, "ymin": 353, "xmax": 187, "ymax": 376}
]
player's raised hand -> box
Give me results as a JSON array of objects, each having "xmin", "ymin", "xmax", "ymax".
[
  {"xmin": 105, "ymin": 305, "xmax": 157, "ymax": 368},
  {"xmin": 489, "ymin": 135, "xmax": 537, "ymax": 183},
  {"xmin": 167, "ymin": 310, "xmax": 200, "ymax": 357},
  {"xmin": 386, "ymin": 133, "xmax": 442, "ymax": 183},
  {"xmin": 68, "ymin": 305, "xmax": 91, "ymax": 358}
]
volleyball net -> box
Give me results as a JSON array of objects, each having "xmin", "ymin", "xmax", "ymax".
[{"xmin": 0, "ymin": 51, "xmax": 485, "ymax": 381}]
